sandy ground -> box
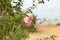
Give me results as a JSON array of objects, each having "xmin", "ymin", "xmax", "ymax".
[{"xmin": 27, "ymin": 24, "xmax": 60, "ymax": 40}]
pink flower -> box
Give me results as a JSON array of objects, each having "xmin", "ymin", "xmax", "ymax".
[
  {"xmin": 24, "ymin": 13, "xmax": 33, "ymax": 26},
  {"xmin": 36, "ymin": 38, "xmax": 40, "ymax": 40},
  {"xmin": 27, "ymin": 13, "xmax": 33, "ymax": 20}
]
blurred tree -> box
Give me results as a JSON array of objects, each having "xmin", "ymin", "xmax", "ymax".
[{"xmin": 0, "ymin": 0, "xmax": 49, "ymax": 40}]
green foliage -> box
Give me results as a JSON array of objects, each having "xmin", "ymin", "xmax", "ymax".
[
  {"xmin": 0, "ymin": 0, "xmax": 48, "ymax": 40},
  {"xmin": 33, "ymin": 15, "xmax": 37, "ymax": 24},
  {"xmin": 0, "ymin": 13, "xmax": 29, "ymax": 40}
]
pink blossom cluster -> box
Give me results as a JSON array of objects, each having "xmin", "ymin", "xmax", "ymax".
[{"xmin": 24, "ymin": 13, "xmax": 33, "ymax": 26}]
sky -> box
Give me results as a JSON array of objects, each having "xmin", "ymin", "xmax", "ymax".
[
  {"xmin": 21, "ymin": 0, "xmax": 60, "ymax": 20},
  {"xmin": 13, "ymin": 0, "xmax": 60, "ymax": 23}
]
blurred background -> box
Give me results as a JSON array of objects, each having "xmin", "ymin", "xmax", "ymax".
[{"xmin": 14, "ymin": 0, "xmax": 60, "ymax": 24}]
